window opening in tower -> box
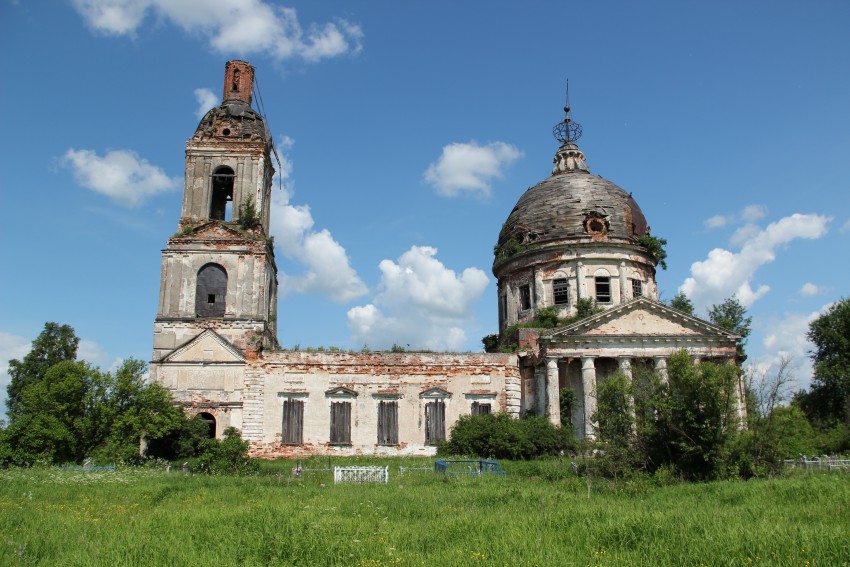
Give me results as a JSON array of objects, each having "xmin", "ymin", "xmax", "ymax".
[{"xmin": 211, "ymin": 169, "xmax": 235, "ymax": 221}]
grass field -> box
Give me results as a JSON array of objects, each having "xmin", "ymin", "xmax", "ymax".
[{"xmin": 1, "ymin": 458, "xmax": 848, "ymax": 566}]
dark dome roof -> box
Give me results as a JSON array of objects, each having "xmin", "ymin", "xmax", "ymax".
[
  {"xmin": 496, "ymin": 170, "xmax": 648, "ymax": 251},
  {"xmin": 193, "ymin": 101, "xmax": 270, "ymax": 143}
]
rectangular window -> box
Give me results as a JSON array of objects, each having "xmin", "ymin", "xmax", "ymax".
[
  {"xmin": 499, "ymin": 294, "xmax": 507, "ymax": 325},
  {"xmin": 632, "ymin": 279, "xmax": 643, "ymax": 298},
  {"xmin": 330, "ymin": 401, "xmax": 352, "ymax": 445},
  {"xmin": 553, "ymin": 278, "xmax": 569, "ymax": 305},
  {"xmin": 425, "ymin": 400, "xmax": 446, "ymax": 446},
  {"xmin": 282, "ymin": 398, "xmax": 304, "ymax": 444},
  {"xmin": 471, "ymin": 401, "xmax": 491, "ymax": 416},
  {"xmin": 519, "ymin": 285, "xmax": 531, "ymax": 311},
  {"xmin": 595, "ymin": 277, "xmax": 611, "ymax": 303},
  {"xmin": 377, "ymin": 401, "xmax": 399, "ymax": 446}
]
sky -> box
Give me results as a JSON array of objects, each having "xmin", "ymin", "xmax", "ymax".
[{"xmin": 2, "ymin": 0, "xmax": 849, "ymax": 415}]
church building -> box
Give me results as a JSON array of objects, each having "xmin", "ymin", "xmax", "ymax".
[{"xmin": 151, "ymin": 61, "xmax": 743, "ymax": 457}]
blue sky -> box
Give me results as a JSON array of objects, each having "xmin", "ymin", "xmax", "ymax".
[{"xmin": 2, "ymin": 0, "xmax": 849, "ymax": 414}]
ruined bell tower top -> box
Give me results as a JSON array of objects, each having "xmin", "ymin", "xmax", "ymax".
[{"xmin": 223, "ymin": 60, "xmax": 254, "ymax": 105}]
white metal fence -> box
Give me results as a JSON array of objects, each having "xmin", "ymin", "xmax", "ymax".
[{"xmin": 333, "ymin": 466, "xmax": 389, "ymax": 484}]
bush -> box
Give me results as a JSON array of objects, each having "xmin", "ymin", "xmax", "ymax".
[
  {"xmin": 194, "ymin": 427, "xmax": 258, "ymax": 475},
  {"xmin": 439, "ymin": 413, "xmax": 574, "ymax": 460}
]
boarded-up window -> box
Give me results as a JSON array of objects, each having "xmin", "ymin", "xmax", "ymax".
[
  {"xmin": 471, "ymin": 402, "xmax": 491, "ymax": 416},
  {"xmin": 377, "ymin": 401, "xmax": 399, "ymax": 446},
  {"xmin": 330, "ymin": 401, "xmax": 352, "ymax": 445},
  {"xmin": 553, "ymin": 278, "xmax": 569, "ymax": 305},
  {"xmin": 425, "ymin": 400, "xmax": 446, "ymax": 446},
  {"xmin": 281, "ymin": 398, "xmax": 304, "ymax": 444},
  {"xmin": 196, "ymin": 263, "xmax": 227, "ymax": 317}
]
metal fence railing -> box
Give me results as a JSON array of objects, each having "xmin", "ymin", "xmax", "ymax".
[{"xmin": 333, "ymin": 466, "xmax": 389, "ymax": 484}]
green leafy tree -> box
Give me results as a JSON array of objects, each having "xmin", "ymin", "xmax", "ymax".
[
  {"xmin": 669, "ymin": 292, "xmax": 695, "ymax": 315},
  {"xmin": 591, "ymin": 372, "xmax": 641, "ymax": 478},
  {"xmin": 708, "ymin": 296, "xmax": 751, "ymax": 360},
  {"xmin": 2, "ymin": 324, "xmax": 183, "ymax": 464},
  {"xmin": 660, "ymin": 352, "xmax": 740, "ymax": 479},
  {"xmin": 803, "ymin": 298, "xmax": 850, "ymax": 424},
  {"xmin": 6, "ymin": 323, "xmax": 79, "ymax": 418},
  {"xmin": 481, "ymin": 334, "xmax": 499, "ymax": 353},
  {"xmin": 102, "ymin": 358, "xmax": 184, "ymax": 460},
  {"xmin": 3, "ymin": 361, "xmax": 98, "ymax": 463}
]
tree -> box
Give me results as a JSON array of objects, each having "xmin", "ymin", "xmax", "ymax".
[
  {"xmin": 669, "ymin": 292, "xmax": 695, "ymax": 315},
  {"xmin": 6, "ymin": 323, "xmax": 79, "ymax": 418},
  {"xmin": 708, "ymin": 297, "xmax": 751, "ymax": 360},
  {"xmin": 102, "ymin": 358, "xmax": 184, "ymax": 460},
  {"xmin": 2, "ymin": 361, "xmax": 98, "ymax": 463},
  {"xmin": 805, "ymin": 297, "xmax": 850, "ymax": 424},
  {"xmin": 2, "ymin": 323, "xmax": 183, "ymax": 464}
]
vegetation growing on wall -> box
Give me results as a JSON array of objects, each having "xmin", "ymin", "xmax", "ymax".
[
  {"xmin": 492, "ymin": 235, "xmax": 539, "ymax": 265},
  {"xmin": 638, "ymin": 234, "xmax": 668, "ymax": 270},
  {"xmin": 238, "ymin": 194, "xmax": 261, "ymax": 230}
]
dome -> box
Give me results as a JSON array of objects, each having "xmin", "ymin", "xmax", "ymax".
[
  {"xmin": 496, "ymin": 168, "xmax": 648, "ymax": 252},
  {"xmin": 192, "ymin": 101, "xmax": 270, "ymax": 143}
]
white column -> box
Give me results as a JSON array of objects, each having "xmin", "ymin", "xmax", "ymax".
[
  {"xmin": 654, "ymin": 357, "xmax": 668, "ymax": 384},
  {"xmin": 619, "ymin": 261, "xmax": 628, "ymax": 304},
  {"xmin": 536, "ymin": 366, "xmax": 546, "ymax": 417},
  {"xmin": 619, "ymin": 357, "xmax": 635, "ymax": 426},
  {"xmin": 618, "ymin": 357, "xmax": 632, "ymax": 380},
  {"xmin": 581, "ymin": 357, "xmax": 597, "ymax": 439},
  {"xmin": 576, "ymin": 261, "xmax": 585, "ymax": 300},
  {"xmin": 546, "ymin": 358, "xmax": 561, "ymax": 426}
]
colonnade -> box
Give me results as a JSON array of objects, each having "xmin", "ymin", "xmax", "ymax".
[{"xmin": 543, "ymin": 355, "xmax": 672, "ymax": 438}]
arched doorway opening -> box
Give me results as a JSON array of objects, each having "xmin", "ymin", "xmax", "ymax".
[{"xmin": 197, "ymin": 412, "xmax": 216, "ymax": 439}]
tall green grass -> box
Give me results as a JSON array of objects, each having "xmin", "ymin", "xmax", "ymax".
[{"xmin": 1, "ymin": 459, "xmax": 848, "ymax": 566}]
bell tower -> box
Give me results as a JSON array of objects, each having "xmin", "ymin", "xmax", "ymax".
[{"xmin": 151, "ymin": 60, "xmax": 279, "ymax": 372}]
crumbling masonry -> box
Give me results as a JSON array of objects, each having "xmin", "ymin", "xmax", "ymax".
[{"xmin": 151, "ymin": 61, "xmax": 743, "ymax": 457}]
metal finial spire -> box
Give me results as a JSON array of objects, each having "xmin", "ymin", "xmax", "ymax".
[{"xmin": 553, "ymin": 79, "xmax": 582, "ymax": 144}]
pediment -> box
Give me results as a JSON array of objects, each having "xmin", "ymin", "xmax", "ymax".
[
  {"xmin": 420, "ymin": 387, "xmax": 451, "ymax": 399},
  {"xmin": 161, "ymin": 330, "xmax": 245, "ymax": 363},
  {"xmin": 548, "ymin": 298, "xmax": 736, "ymax": 339},
  {"xmin": 183, "ymin": 221, "xmax": 248, "ymax": 240},
  {"xmin": 325, "ymin": 387, "xmax": 358, "ymax": 398}
]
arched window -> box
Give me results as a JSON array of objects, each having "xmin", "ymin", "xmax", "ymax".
[
  {"xmin": 196, "ymin": 264, "xmax": 227, "ymax": 317},
  {"xmin": 197, "ymin": 412, "xmax": 216, "ymax": 438},
  {"xmin": 210, "ymin": 166, "xmax": 234, "ymax": 221}
]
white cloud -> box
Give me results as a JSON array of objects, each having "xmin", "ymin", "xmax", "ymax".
[
  {"xmin": 799, "ymin": 283, "xmax": 820, "ymax": 297},
  {"xmin": 729, "ymin": 222, "xmax": 763, "ymax": 248},
  {"xmin": 703, "ymin": 204, "xmax": 767, "ymax": 234},
  {"xmin": 751, "ymin": 307, "xmax": 826, "ymax": 390},
  {"xmin": 347, "ymin": 246, "xmax": 490, "ymax": 351},
  {"xmin": 61, "ymin": 148, "xmax": 179, "ymax": 207},
  {"xmin": 194, "ymin": 87, "xmax": 218, "ymax": 119},
  {"xmin": 77, "ymin": 339, "xmax": 109, "ymax": 368},
  {"xmin": 424, "ymin": 141, "xmax": 522, "ymax": 197},
  {"xmin": 842, "ymin": 217, "xmax": 850, "ymax": 233},
  {"xmin": 680, "ymin": 213, "xmax": 830, "ymax": 311},
  {"xmin": 741, "ymin": 204, "xmax": 768, "ymax": 221},
  {"xmin": 704, "ymin": 215, "xmax": 730, "ymax": 229},
  {"xmin": 268, "ymin": 137, "xmax": 367, "ymax": 303},
  {"xmin": 71, "ymin": 0, "xmax": 363, "ymax": 63}
]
